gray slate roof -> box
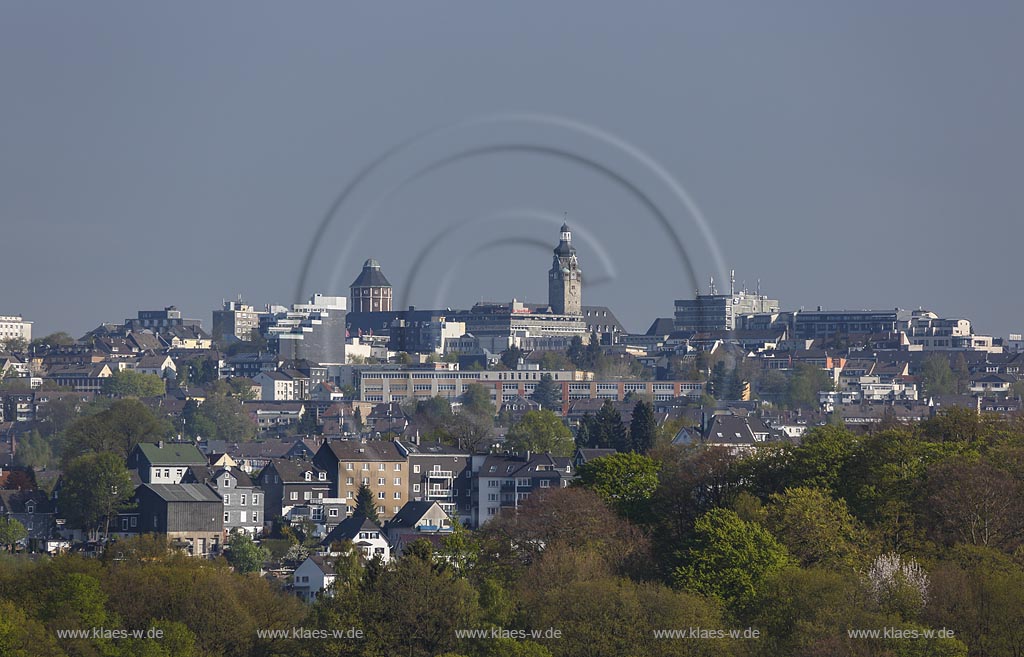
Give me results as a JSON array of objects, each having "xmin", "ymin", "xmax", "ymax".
[{"xmin": 142, "ymin": 483, "xmax": 222, "ymax": 503}]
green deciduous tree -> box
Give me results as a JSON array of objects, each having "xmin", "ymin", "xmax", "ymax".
[
  {"xmin": 226, "ymin": 531, "xmax": 269, "ymax": 574},
  {"xmin": 786, "ymin": 362, "xmax": 833, "ymax": 409},
  {"xmin": 101, "ymin": 369, "xmax": 167, "ymax": 397},
  {"xmin": 460, "ymin": 383, "xmax": 494, "ymax": 417},
  {"xmin": 60, "ymin": 451, "xmax": 134, "ymax": 538},
  {"xmin": 576, "ymin": 452, "xmax": 660, "ymax": 522},
  {"xmin": 673, "ymin": 507, "xmax": 791, "ymax": 612},
  {"xmin": 505, "ymin": 410, "xmax": 574, "ymax": 456},
  {"xmin": 61, "ymin": 398, "xmax": 169, "ymax": 463},
  {"xmin": 14, "ymin": 430, "xmax": 53, "ymax": 469},
  {"xmin": 0, "ymin": 517, "xmax": 27, "ymax": 551},
  {"xmin": 31, "ymin": 331, "xmax": 76, "ymax": 348},
  {"xmin": 766, "ymin": 486, "xmax": 870, "ymax": 570},
  {"xmin": 191, "ymin": 392, "xmax": 256, "ymax": 442},
  {"xmin": 920, "ymin": 353, "xmax": 956, "ymax": 396}
]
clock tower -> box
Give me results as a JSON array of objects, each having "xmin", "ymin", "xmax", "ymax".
[{"xmin": 548, "ymin": 223, "xmax": 582, "ymax": 315}]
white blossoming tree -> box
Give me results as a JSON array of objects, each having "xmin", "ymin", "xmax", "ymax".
[{"xmin": 865, "ymin": 552, "xmax": 930, "ymax": 616}]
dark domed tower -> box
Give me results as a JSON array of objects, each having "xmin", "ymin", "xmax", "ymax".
[
  {"xmin": 548, "ymin": 223, "xmax": 582, "ymax": 315},
  {"xmin": 350, "ymin": 259, "xmax": 393, "ymax": 313}
]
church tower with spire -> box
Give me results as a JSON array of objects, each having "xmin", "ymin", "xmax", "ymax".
[{"xmin": 548, "ymin": 223, "xmax": 582, "ymax": 315}]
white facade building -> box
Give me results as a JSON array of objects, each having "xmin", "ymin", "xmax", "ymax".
[{"xmin": 0, "ymin": 315, "xmax": 32, "ymax": 345}]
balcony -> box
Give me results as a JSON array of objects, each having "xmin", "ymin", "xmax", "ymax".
[
  {"xmin": 426, "ymin": 487, "xmax": 453, "ymax": 498},
  {"xmin": 426, "ymin": 470, "xmax": 453, "ymax": 479}
]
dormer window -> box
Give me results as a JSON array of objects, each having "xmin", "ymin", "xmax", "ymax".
[
  {"xmin": 304, "ymin": 472, "xmax": 312, "ymax": 481},
  {"xmin": 223, "ymin": 477, "xmax": 231, "ymax": 487},
  {"xmin": 318, "ymin": 472, "xmax": 326, "ymax": 481}
]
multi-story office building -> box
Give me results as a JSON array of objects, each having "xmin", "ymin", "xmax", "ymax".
[
  {"xmin": 791, "ymin": 309, "xmax": 909, "ymax": 340},
  {"xmin": 264, "ymin": 294, "xmax": 347, "ymax": 366},
  {"xmin": 674, "ymin": 273, "xmax": 779, "ymax": 332},
  {"xmin": 0, "ymin": 315, "xmax": 32, "ymax": 345},
  {"xmin": 212, "ymin": 299, "xmax": 262, "ymax": 343},
  {"xmin": 126, "ymin": 306, "xmax": 203, "ymax": 332},
  {"xmin": 356, "ymin": 364, "xmax": 703, "ymax": 410},
  {"xmin": 457, "ymin": 300, "xmax": 588, "ymax": 353}
]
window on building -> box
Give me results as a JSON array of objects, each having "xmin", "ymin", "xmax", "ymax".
[
  {"xmin": 377, "ymin": 491, "xmax": 385, "ymax": 499},
  {"xmin": 290, "ymin": 492, "xmax": 298, "ymax": 501},
  {"xmin": 240, "ymin": 495, "xmax": 246, "ymax": 506},
  {"xmin": 394, "ymin": 491, "xmax": 401, "ymax": 499},
  {"xmin": 224, "ymin": 513, "xmax": 230, "ymax": 522},
  {"xmin": 304, "ymin": 491, "xmax": 311, "ymax": 500},
  {"xmin": 413, "ymin": 464, "xmax": 421, "ymax": 473}
]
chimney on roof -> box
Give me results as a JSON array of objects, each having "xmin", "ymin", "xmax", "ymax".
[{"xmin": 158, "ymin": 440, "xmax": 163, "ymax": 449}]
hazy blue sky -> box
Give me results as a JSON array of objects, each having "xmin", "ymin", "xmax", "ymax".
[{"xmin": 2, "ymin": 2, "xmax": 1021, "ymax": 337}]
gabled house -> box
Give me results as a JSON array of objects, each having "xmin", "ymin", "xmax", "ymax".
[
  {"xmin": 499, "ymin": 395, "xmax": 540, "ymax": 423},
  {"xmin": 134, "ymin": 353, "xmax": 177, "ymax": 379},
  {"xmin": 254, "ymin": 371, "xmax": 297, "ymax": 401},
  {"xmin": 384, "ymin": 500, "xmax": 452, "ymax": 554},
  {"xmin": 694, "ymin": 414, "xmax": 780, "ymax": 454},
  {"xmin": 969, "ymin": 373, "xmax": 1016, "ymax": 395},
  {"xmin": 0, "ymin": 489, "xmax": 54, "ymax": 551},
  {"xmin": 127, "ymin": 442, "xmax": 208, "ymax": 484},
  {"xmin": 320, "ymin": 514, "xmax": 391, "ymax": 563},
  {"xmin": 292, "ymin": 555, "xmax": 336, "ymax": 602},
  {"xmin": 572, "ymin": 447, "xmax": 617, "ymax": 467},
  {"xmin": 202, "ymin": 467, "xmax": 264, "ymax": 536},
  {"xmin": 472, "ymin": 452, "xmax": 573, "ymax": 527},
  {"xmin": 253, "ymin": 459, "xmax": 330, "ymax": 519}
]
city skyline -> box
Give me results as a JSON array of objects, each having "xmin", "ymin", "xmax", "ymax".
[{"xmin": 3, "ymin": 2, "xmax": 1022, "ymax": 338}]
